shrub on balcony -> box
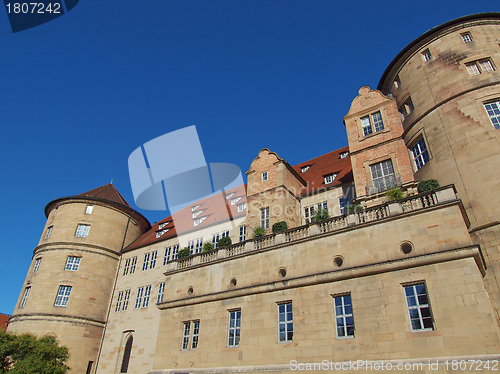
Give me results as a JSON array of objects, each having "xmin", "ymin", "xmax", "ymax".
[
  {"xmin": 385, "ymin": 188, "xmax": 404, "ymax": 200},
  {"xmin": 272, "ymin": 221, "xmax": 288, "ymax": 233},
  {"xmin": 178, "ymin": 248, "xmax": 191, "ymax": 259},
  {"xmin": 202, "ymin": 242, "xmax": 214, "ymax": 252},
  {"xmin": 253, "ymin": 226, "xmax": 266, "ymax": 238},
  {"xmin": 313, "ymin": 207, "xmax": 330, "ymax": 221},
  {"xmin": 218, "ymin": 237, "xmax": 232, "ymax": 247},
  {"xmin": 418, "ymin": 179, "xmax": 440, "ymax": 193},
  {"xmin": 348, "ymin": 204, "xmax": 362, "ymax": 214}
]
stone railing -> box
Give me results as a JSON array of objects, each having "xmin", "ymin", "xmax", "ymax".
[{"xmin": 168, "ymin": 185, "xmax": 458, "ymax": 273}]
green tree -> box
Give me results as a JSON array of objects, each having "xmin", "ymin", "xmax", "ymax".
[{"xmin": 0, "ymin": 330, "xmax": 69, "ymax": 374}]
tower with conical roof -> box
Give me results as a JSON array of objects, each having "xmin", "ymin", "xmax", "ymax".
[{"xmin": 7, "ymin": 184, "xmax": 150, "ymax": 374}]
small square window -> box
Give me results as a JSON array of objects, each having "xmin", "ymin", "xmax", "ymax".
[
  {"xmin": 75, "ymin": 224, "xmax": 90, "ymax": 237},
  {"xmin": 65, "ymin": 256, "xmax": 81, "ymax": 271},
  {"xmin": 461, "ymin": 32, "xmax": 473, "ymax": 43},
  {"xmin": 422, "ymin": 49, "xmax": 431, "ymax": 62},
  {"xmin": 261, "ymin": 171, "xmax": 268, "ymax": 182},
  {"xmin": 85, "ymin": 205, "xmax": 93, "ymax": 214}
]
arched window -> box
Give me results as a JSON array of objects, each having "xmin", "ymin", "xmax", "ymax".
[{"xmin": 120, "ymin": 335, "xmax": 133, "ymax": 373}]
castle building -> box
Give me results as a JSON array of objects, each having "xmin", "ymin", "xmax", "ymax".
[{"xmin": 7, "ymin": 12, "xmax": 500, "ymax": 374}]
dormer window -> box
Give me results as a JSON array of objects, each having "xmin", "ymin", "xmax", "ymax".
[
  {"xmin": 191, "ymin": 205, "xmax": 201, "ymax": 212},
  {"xmin": 231, "ymin": 197, "xmax": 242, "ymax": 206},
  {"xmin": 237, "ymin": 203, "xmax": 247, "ymax": 213},
  {"xmin": 192, "ymin": 210, "xmax": 202, "ymax": 218},
  {"xmin": 324, "ymin": 174, "xmax": 337, "ymax": 185},
  {"xmin": 158, "ymin": 222, "xmax": 170, "ymax": 230},
  {"xmin": 194, "ymin": 217, "xmax": 207, "ymax": 227},
  {"xmin": 156, "ymin": 228, "xmax": 170, "ymax": 238},
  {"xmin": 261, "ymin": 171, "xmax": 268, "ymax": 182},
  {"xmin": 301, "ymin": 166, "xmax": 310, "ymax": 173},
  {"xmin": 340, "ymin": 152, "xmax": 348, "ymax": 159},
  {"xmin": 225, "ymin": 193, "xmax": 235, "ymax": 200},
  {"xmin": 361, "ymin": 111, "xmax": 384, "ymax": 136}
]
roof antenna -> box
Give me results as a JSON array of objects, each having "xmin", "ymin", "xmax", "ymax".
[{"xmin": 110, "ymin": 179, "xmax": 113, "ymax": 184}]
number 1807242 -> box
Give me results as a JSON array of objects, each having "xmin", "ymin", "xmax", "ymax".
[{"xmin": 5, "ymin": 3, "xmax": 61, "ymax": 14}]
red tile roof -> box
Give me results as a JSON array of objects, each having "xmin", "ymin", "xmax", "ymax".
[
  {"xmin": 124, "ymin": 147, "xmax": 352, "ymax": 251},
  {"xmin": 76, "ymin": 183, "xmax": 131, "ymax": 207},
  {"xmin": 0, "ymin": 313, "xmax": 9, "ymax": 331}
]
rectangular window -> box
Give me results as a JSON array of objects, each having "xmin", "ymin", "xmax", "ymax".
[
  {"xmin": 372, "ymin": 111, "xmax": 384, "ymax": 132},
  {"xmin": 361, "ymin": 115, "xmax": 373, "ymax": 136},
  {"xmin": 130, "ymin": 257, "xmax": 137, "ymax": 273},
  {"xmin": 334, "ymin": 294, "xmax": 355, "ymax": 338},
  {"xmin": 461, "ymin": 32, "xmax": 473, "ymax": 43},
  {"xmin": 261, "ymin": 171, "xmax": 268, "ymax": 182},
  {"xmin": 466, "ymin": 59, "xmax": 496, "ymax": 76},
  {"xmin": 222, "ymin": 230, "xmax": 229, "ymax": 238},
  {"xmin": 181, "ymin": 320, "xmax": 200, "ymax": 350},
  {"xmin": 239, "ymin": 225, "xmax": 246, "ymax": 242},
  {"xmin": 411, "ymin": 137, "xmax": 430, "ymax": 170},
  {"xmin": 339, "ymin": 197, "xmax": 346, "ymax": 215},
  {"xmin": 479, "ymin": 59, "xmax": 495, "ymax": 73},
  {"xmin": 123, "ymin": 258, "xmax": 130, "ymax": 275},
  {"xmin": 361, "ymin": 111, "xmax": 384, "ymax": 136},
  {"xmin": 135, "ymin": 287, "xmax": 144, "ymax": 309},
  {"xmin": 45, "ymin": 226, "xmax": 53, "ymax": 239},
  {"xmin": 65, "ymin": 256, "xmax": 81, "ymax": 271},
  {"xmin": 393, "ymin": 75, "xmax": 401, "ymax": 89},
  {"xmin": 188, "ymin": 240, "xmax": 195, "ymax": 255},
  {"xmin": 75, "ymin": 224, "xmax": 90, "ymax": 237},
  {"xmin": 150, "ymin": 251, "xmax": 157, "ymax": 269},
  {"xmin": 122, "ymin": 289, "xmax": 130, "ymax": 311},
  {"xmin": 404, "ymin": 283, "xmax": 434, "ymax": 331},
  {"xmin": 20, "ymin": 286, "xmax": 30, "ymax": 307},
  {"xmin": 278, "ymin": 302, "xmax": 293, "ymax": 342},
  {"xmin": 157, "ymin": 282, "xmax": 165, "ymax": 304},
  {"xmin": 230, "ymin": 197, "xmax": 241, "ymax": 205},
  {"xmin": 142, "ymin": 253, "xmax": 150, "ymax": 271},
  {"xmin": 212, "ymin": 233, "xmax": 220, "ymax": 249},
  {"xmin": 172, "ymin": 245, "xmax": 179, "ymax": 260},
  {"xmin": 422, "ymin": 49, "xmax": 431, "ymax": 62},
  {"xmin": 164, "ymin": 247, "xmax": 171, "ymax": 265},
  {"xmin": 115, "ymin": 291, "xmax": 123, "ymax": 312},
  {"xmin": 466, "ymin": 62, "xmax": 480, "ymax": 76},
  {"xmin": 228, "ymin": 310, "xmax": 241, "ymax": 347},
  {"xmin": 484, "ymin": 101, "xmax": 500, "ymax": 129},
  {"xmin": 33, "ymin": 258, "xmax": 41, "ymax": 272},
  {"xmin": 85, "ymin": 205, "xmax": 93, "ymax": 214},
  {"xmin": 301, "ymin": 165, "xmax": 310, "ymax": 173},
  {"xmin": 195, "ymin": 238, "xmax": 203, "ymax": 254},
  {"xmin": 370, "ymin": 159, "xmax": 397, "ymax": 194},
  {"xmin": 85, "ymin": 361, "xmax": 93, "ymax": 374},
  {"xmin": 261, "ymin": 207, "xmax": 270, "ymax": 229},
  {"xmin": 54, "ymin": 286, "xmax": 72, "ymax": 307},
  {"xmin": 142, "ymin": 285, "xmax": 151, "ymax": 308},
  {"xmin": 237, "ymin": 203, "xmax": 247, "ymax": 212},
  {"xmin": 317, "ymin": 201, "xmax": 328, "ymax": 213},
  {"xmin": 191, "ymin": 321, "xmax": 200, "ymax": 349},
  {"xmin": 182, "ymin": 322, "xmax": 191, "ymax": 350},
  {"xmin": 304, "ymin": 205, "xmax": 314, "ymax": 224}
]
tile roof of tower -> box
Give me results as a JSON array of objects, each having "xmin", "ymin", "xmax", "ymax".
[
  {"xmin": 0, "ymin": 313, "xmax": 9, "ymax": 331},
  {"xmin": 76, "ymin": 183, "xmax": 131, "ymax": 207}
]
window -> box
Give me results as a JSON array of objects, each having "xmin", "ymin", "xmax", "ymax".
[
  {"xmin": 261, "ymin": 171, "xmax": 268, "ymax": 182},
  {"xmin": 411, "ymin": 137, "xmax": 430, "ymax": 170},
  {"xmin": 194, "ymin": 217, "xmax": 206, "ymax": 226},
  {"xmin": 261, "ymin": 207, "xmax": 269, "ymax": 229},
  {"xmin": 422, "ymin": 49, "xmax": 431, "ymax": 62},
  {"xmin": 278, "ymin": 302, "xmax": 293, "ymax": 342},
  {"xmin": 317, "ymin": 201, "xmax": 328, "ymax": 213},
  {"xmin": 340, "ymin": 151, "xmax": 348, "ymax": 159},
  {"xmin": 54, "ymin": 286, "xmax": 72, "ymax": 307},
  {"xmin": 164, "ymin": 247, "xmax": 171, "ymax": 265},
  {"xmin": 195, "ymin": 238, "xmax": 203, "ymax": 254},
  {"xmin": 123, "ymin": 257, "xmax": 137, "ymax": 275},
  {"xmin": 339, "ymin": 196, "xmax": 350, "ymax": 215},
  {"xmin": 212, "ymin": 233, "xmax": 220, "ymax": 249},
  {"xmin": 324, "ymin": 174, "xmax": 337, "ymax": 185},
  {"xmin": 228, "ymin": 310, "xmax": 241, "ymax": 347},
  {"xmin": 192, "ymin": 210, "xmax": 202, "ymax": 218},
  {"xmin": 33, "ymin": 258, "xmax": 41, "ymax": 272},
  {"xmin": 142, "ymin": 253, "xmax": 150, "ymax": 271},
  {"xmin": 142, "ymin": 285, "xmax": 151, "ymax": 308},
  {"xmin": 115, "ymin": 291, "xmax": 124, "ymax": 312},
  {"xmin": 156, "ymin": 228, "xmax": 169, "ymax": 238},
  {"xmin": 239, "ymin": 225, "xmax": 246, "ymax": 242},
  {"xmin": 484, "ymin": 101, "xmax": 500, "ymax": 129},
  {"xmin": 151, "ymin": 251, "xmax": 157, "ymax": 269},
  {"xmin": 370, "ymin": 159, "xmax": 397, "ymax": 194},
  {"xmin": 85, "ymin": 205, "xmax": 93, "ymax": 214},
  {"xmin": 172, "ymin": 245, "xmax": 179, "ymax": 260},
  {"xmin": 182, "ymin": 321, "xmax": 200, "ymax": 350},
  {"xmin": 130, "ymin": 257, "xmax": 137, "ymax": 273},
  {"xmin": 157, "ymin": 282, "xmax": 165, "ymax": 303},
  {"xmin": 404, "ymin": 283, "xmax": 434, "ymax": 331},
  {"xmin": 122, "ymin": 289, "xmax": 130, "ymax": 311},
  {"xmin": 45, "ymin": 226, "xmax": 53, "ymax": 239},
  {"xmin": 191, "ymin": 205, "xmax": 200, "ymax": 211},
  {"xmin": 65, "ymin": 256, "xmax": 81, "ymax": 271},
  {"xmin": 461, "ymin": 32, "xmax": 473, "ymax": 43},
  {"xmin": 123, "ymin": 258, "xmax": 131, "ymax": 275},
  {"xmin": 334, "ymin": 294, "xmax": 355, "ymax": 338},
  {"xmin": 225, "ymin": 192, "xmax": 234, "ymax": 200},
  {"xmin": 164, "ymin": 245, "xmax": 179, "ymax": 264},
  {"xmin": 393, "ymin": 75, "xmax": 401, "ymax": 89},
  {"xmin": 360, "ymin": 111, "xmax": 384, "ymax": 136},
  {"xmin": 120, "ymin": 335, "xmax": 133, "ymax": 373},
  {"xmin": 399, "ymin": 97, "xmax": 414, "ymax": 120},
  {"xmin": 20, "ymin": 286, "xmax": 30, "ymax": 307},
  {"xmin": 135, "ymin": 287, "xmax": 144, "ymax": 309},
  {"xmin": 222, "ymin": 230, "xmax": 229, "ymax": 238},
  {"xmin": 75, "ymin": 224, "xmax": 90, "ymax": 237},
  {"xmin": 466, "ymin": 59, "xmax": 495, "ymax": 76},
  {"xmin": 187, "ymin": 240, "xmax": 195, "ymax": 255},
  {"xmin": 237, "ymin": 203, "xmax": 247, "ymax": 212},
  {"xmin": 301, "ymin": 165, "xmax": 310, "ymax": 173},
  {"xmin": 231, "ymin": 197, "xmax": 242, "ymax": 205},
  {"xmin": 304, "ymin": 205, "xmax": 314, "ymax": 224},
  {"xmin": 86, "ymin": 361, "xmax": 94, "ymax": 374}
]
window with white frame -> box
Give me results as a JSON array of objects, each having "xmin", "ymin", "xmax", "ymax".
[
  {"xmin": 142, "ymin": 285, "xmax": 151, "ymax": 308},
  {"xmin": 182, "ymin": 321, "xmax": 200, "ymax": 350},
  {"xmin": 54, "ymin": 286, "xmax": 72, "ymax": 307},
  {"xmin": 301, "ymin": 165, "xmax": 310, "ymax": 173},
  {"xmin": 65, "ymin": 256, "xmax": 81, "ymax": 271},
  {"xmin": 130, "ymin": 257, "xmax": 137, "ymax": 274},
  {"xmin": 230, "ymin": 197, "xmax": 242, "ymax": 205},
  {"xmin": 150, "ymin": 251, "xmax": 157, "ymax": 269},
  {"xmin": 142, "ymin": 253, "xmax": 150, "ymax": 271},
  {"xmin": 304, "ymin": 205, "xmax": 315, "ymax": 224},
  {"xmin": 123, "ymin": 256, "xmax": 137, "ymax": 275},
  {"xmin": 461, "ymin": 32, "xmax": 473, "ymax": 43},
  {"xmin": 85, "ymin": 205, "xmax": 93, "ymax": 214},
  {"xmin": 411, "ymin": 137, "xmax": 430, "ymax": 170},
  {"xmin": 187, "ymin": 240, "xmax": 195, "ymax": 255},
  {"xmin": 261, "ymin": 207, "xmax": 269, "ymax": 229},
  {"xmin": 123, "ymin": 258, "xmax": 131, "ymax": 275},
  {"xmin": 222, "ymin": 230, "xmax": 229, "ymax": 238},
  {"xmin": 239, "ymin": 225, "xmax": 246, "ymax": 242},
  {"xmin": 484, "ymin": 101, "xmax": 500, "ymax": 129},
  {"xmin": 122, "ymin": 289, "xmax": 130, "ymax": 311},
  {"xmin": 164, "ymin": 245, "xmax": 179, "ymax": 264},
  {"xmin": 339, "ymin": 196, "xmax": 351, "ymax": 215},
  {"xmin": 340, "ymin": 151, "xmax": 349, "ymax": 159},
  {"xmin": 370, "ymin": 159, "xmax": 397, "ymax": 194},
  {"xmin": 195, "ymin": 238, "xmax": 203, "ymax": 254},
  {"xmin": 261, "ymin": 171, "xmax": 268, "ymax": 182},
  {"xmin": 404, "ymin": 283, "xmax": 434, "ymax": 331},
  {"xmin": 317, "ymin": 201, "xmax": 328, "ymax": 213},
  {"xmin": 237, "ymin": 202, "xmax": 247, "ymax": 212},
  {"xmin": 278, "ymin": 302, "xmax": 293, "ymax": 342},
  {"xmin": 33, "ymin": 257, "xmax": 41, "ymax": 272},
  {"xmin": 20, "ymin": 286, "xmax": 30, "ymax": 307},
  {"xmin": 135, "ymin": 287, "xmax": 143, "ymax": 309},
  {"xmin": 191, "ymin": 205, "xmax": 200, "ymax": 212},
  {"xmin": 466, "ymin": 59, "xmax": 495, "ymax": 76},
  {"xmin": 172, "ymin": 244, "xmax": 179, "ymax": 260},
  {"xmin": 45, "ymin": 226, "xmax": 53, "ymax": 239},
  {"xmin": 225, "ymin": 193, "xmax": 234, "ymax": 200},
  {"xmin": 324, "ymin": 174, "xmax": 337, "ymax": 185},
  {"xmin": 361, "ymin": 111, "xmax": 384, "ymax": 136},
  {"xmin": 75, "ymin": 224, "xmax": 90, "ymax": 237},
  {"xmin": 156, "ymin": 228, "xmax": 169, "ymax": 238},
  {"xmin": 157, "ymin": 282, "xmax": 165, "ymax": 304},
  {"xmin": 228, "ymin": 309, "xmax": 241, "ymax": 347},
  {"xmin": 192, "ymin": 210, "xmax": 202, "ymax": 218},
  {"xmin": 422, "ymin": 49, "xmax": 431, "ymax": 62},
  {"xmin": 334, "ymin": 294, "xmax": 355, "ymax": 338},
  {"xmin": 212, "ymin": 233, "xmax": 220, "ymax": 249},
  {"xmin": 115, "ymin": 291, "xmax": 124, "ymax": 312},
  {"xmin": 194, "ymin": 217, "xmax": 206, "ymax": 227}
]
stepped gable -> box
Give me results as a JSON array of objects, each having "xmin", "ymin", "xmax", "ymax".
[
  {"xmin": 76, "ymin": 183, "xmax": 131, "ymax": 207},
  {"xmin": 124, "ymin": 184, "xmax": 247, "ymax": 251},
  {"xmin": 292, "ymin": 145, "xmax": 352, "ymax": 195},
  {"xmin": 0, "ymin": 313, "xmax": 9, "ymax": 331}
]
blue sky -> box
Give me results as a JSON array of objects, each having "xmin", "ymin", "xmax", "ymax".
[{"xmin": 0, "ymin": 1, "xmax": 498, "ymax": 314}]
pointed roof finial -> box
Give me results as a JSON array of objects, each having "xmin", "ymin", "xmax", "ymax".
[{"xmin": 110, "ymin": 179, "xmax": 113, "ymax": 184}]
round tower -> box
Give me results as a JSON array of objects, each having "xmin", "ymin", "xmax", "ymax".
[
  {"xmin": 7, "ymin": 184, "xmax": 150, "ymax": 374},
  {"xmin": 377, "ymin": 13, "xmax": 500, "ymax": 321}
]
